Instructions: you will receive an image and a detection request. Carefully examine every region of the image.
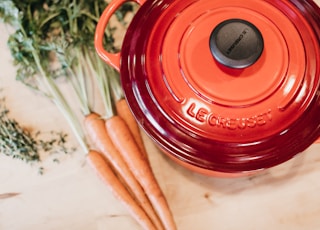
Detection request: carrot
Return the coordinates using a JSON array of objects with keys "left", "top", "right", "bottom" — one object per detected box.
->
[
  {"left": 106, "top": 115, "right": 177, "bottom": 230},
  {"left": 115, "top": 98, "right": 149, "bottom": 161},
  {"left": 86, "top": 150, "right": 156, "bottom": 230},
  {"left": 84, "top": 113, "right": 164, "bottom": 230}
]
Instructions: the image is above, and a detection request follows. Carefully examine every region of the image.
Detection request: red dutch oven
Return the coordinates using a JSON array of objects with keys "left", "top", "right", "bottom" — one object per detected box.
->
[{"left": 95, "top": 0, "right": 320, "bottom": 176}]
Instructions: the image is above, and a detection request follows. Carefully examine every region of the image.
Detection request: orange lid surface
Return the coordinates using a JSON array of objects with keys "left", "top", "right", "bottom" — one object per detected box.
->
[{"left": 96, "top": 0, "right": 320, "bottom": 175}]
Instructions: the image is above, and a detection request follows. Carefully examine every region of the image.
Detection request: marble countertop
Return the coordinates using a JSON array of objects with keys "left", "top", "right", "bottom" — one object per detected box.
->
[{"left": 1, "top": 2, "right": 320, "bottom": 229}]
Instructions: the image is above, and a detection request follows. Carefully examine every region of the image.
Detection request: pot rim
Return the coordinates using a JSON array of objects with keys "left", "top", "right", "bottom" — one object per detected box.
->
[{"left": 95, "top": 0, "right": 320, "bottom": 174}]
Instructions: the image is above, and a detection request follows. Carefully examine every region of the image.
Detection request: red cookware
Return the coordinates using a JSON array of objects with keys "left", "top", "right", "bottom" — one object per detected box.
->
[{"left": 95, "top": 0, "right": 320, "bottom": 176}]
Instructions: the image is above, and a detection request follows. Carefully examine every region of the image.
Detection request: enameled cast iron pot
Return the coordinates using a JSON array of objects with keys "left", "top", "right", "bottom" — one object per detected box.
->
[{"left": 95, "top": 0, "right": 320, "bottom": 177}]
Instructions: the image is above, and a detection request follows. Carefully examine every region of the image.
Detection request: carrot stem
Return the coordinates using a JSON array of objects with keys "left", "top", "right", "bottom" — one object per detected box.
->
[{"left": 25, "top": 36, "right": 89, "bottom": 153}]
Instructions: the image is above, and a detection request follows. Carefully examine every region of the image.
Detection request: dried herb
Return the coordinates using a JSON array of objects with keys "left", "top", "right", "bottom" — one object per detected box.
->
[{"left": 0, "top": 97, "right": 75, "bottom": 164}]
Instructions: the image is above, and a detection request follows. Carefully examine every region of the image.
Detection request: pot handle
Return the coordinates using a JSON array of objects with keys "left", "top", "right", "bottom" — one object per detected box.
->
[{"left": 95, "top": 0, "right": 146, "bottom": 72}]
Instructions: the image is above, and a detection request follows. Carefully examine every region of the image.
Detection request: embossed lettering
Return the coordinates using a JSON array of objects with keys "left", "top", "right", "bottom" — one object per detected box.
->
[
  {"left": 196, "top": 108, "right": 209, "bottom": 123},
  {"left": 226, "top": 28, "right": 250, "bottom": 55},
  {"left": 185, "top": 103, "right": 272, "bottom": 130},
  {"left": 237, "top": 118, "right": 247, "bottom": 129},
  {"left": 227, "top": 118, "right": 237, "bottom": 130},
  {"left": 247, "top": 117, "right": 257, "bottom": 128},
  {"left": 187, "top": 103, "right": 196, "bottom": 117},
  {"left": 219, "top": 117, "right": 228, "bottom": 128},
  {"left": 266, "top": 109, "right": 272, "bottom": 121},
  {"left": 208, "top": 114, "right": 217, "bottom": 126},
  {"left": 256, "top": 114, "right": 266, "bottom": 126}
]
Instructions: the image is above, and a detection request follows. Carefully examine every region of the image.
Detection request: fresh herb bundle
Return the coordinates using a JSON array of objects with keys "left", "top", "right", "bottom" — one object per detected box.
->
[
  {"left": 0, "top": 0, "right": 134, "bottom": 153},
  {"left": 0, "top": 2, "right": 178, "bottom": 228}
]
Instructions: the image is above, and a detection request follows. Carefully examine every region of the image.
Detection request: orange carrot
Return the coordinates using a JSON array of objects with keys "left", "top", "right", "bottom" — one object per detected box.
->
[
  {"left": 86, "top": 150, "right": 156, "bottom": 230},
  {"left": 106, "top": 115, "right": 177, "bottom": 230},
  {"left": 84, "top": 113, "right": 164, "bottom": 230},
  {"left": 115, "top": 98, "right": 149, "bottom": 161}
]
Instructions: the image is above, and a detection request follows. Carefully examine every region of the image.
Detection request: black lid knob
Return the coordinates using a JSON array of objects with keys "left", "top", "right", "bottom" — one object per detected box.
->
[{"left": 209, "top": 19, "right": 264, "bottom": 69}]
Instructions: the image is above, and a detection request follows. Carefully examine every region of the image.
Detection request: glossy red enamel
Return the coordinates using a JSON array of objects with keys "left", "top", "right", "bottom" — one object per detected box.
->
[{"left": 95, "top": 0, "right": 320, "bottom": 176}]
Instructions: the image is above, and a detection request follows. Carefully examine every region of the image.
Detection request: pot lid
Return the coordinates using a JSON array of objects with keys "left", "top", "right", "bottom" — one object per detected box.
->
[{"left": 120, "top": 0, "right": 320, "bottom": 174}]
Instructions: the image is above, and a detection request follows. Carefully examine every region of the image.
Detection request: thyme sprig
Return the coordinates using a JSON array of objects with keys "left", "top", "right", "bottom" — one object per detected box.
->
[
  {"left": 0, "top": 97, "right": 75, "bottom": 163},
  {"left": 0, "top": 99, "right": 39, "bottom": 162}
]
